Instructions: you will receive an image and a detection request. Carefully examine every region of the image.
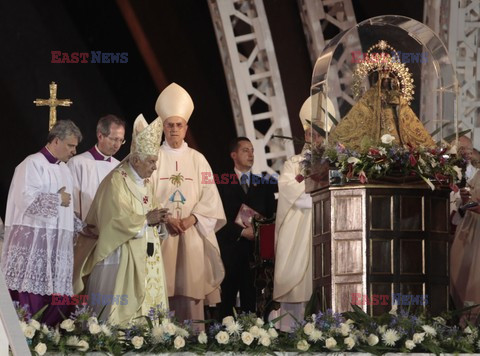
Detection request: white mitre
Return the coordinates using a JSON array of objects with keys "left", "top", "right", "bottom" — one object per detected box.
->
[
  {"left": 299, "top": 93, "right": 335, "bottom": 132},
  {"left": 155, "top": 83, "right": 194, "bottom": 123},
  {"left": 130, "top": 114, "right": 163, "bottom": 156}
]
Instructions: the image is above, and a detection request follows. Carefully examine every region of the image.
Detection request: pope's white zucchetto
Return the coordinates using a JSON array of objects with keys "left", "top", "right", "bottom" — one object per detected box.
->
[
  {"left": 155, "top": 83, "right": 194, "bottom": 123},
  {"left": 299, "top": 93, "right": 335, "bottom": 132}
]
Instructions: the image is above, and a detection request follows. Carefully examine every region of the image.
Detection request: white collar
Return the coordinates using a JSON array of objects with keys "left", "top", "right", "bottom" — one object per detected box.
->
[
  {"left": 162, "top": 140, "right": 188, "bottom": 154},
  {"left": 128, "top": 162, "right": 146, "bottom": 186},
  {"left": 94, "top": 145, "right": 112, "bottom": 160},
  {"left": 234, "top": 167, "right": 251, "bottom": 183}
]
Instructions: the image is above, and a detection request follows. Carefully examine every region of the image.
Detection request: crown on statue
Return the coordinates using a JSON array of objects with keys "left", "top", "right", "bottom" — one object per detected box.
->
[{"left": 352, "top": 40, "right": 415, "bottom": 104}]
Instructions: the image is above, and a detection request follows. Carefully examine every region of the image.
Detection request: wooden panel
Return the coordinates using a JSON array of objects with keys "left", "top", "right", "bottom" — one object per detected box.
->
[
  {"left": 322, "top": 241, "right": 331, "bottom": 277},
  {"left": 370, "top": 195, "right": 393, "bottom": 230},
  {"left": 335, "top": 240, "right": 363, "bottom": 275},
  {"left": 369, "top": 239, "right": 393, "bottom": 274},
  {"left": 334, "top": 196, "right": 363, "bottom": 232},
  {"left": 322, "top": 199, "right": 331, "bottom": 234},
  {"left": 430, "top": 241, "right": 448, "bottom": 276},
  {"left": 336, "top": 283, "right": 363, "bottom": 312},
  {"left": 399, "top": 196, "right": 424, "bottom": 231},
  {"left": 400, "top": 239, "right": 424, "bottom": 275},
  {"left": 369, "top": 283, "right": 393, "bottom": 316},
  {"left": 314, "top": 201, "right": 322, "bottom": 236},
  {"left": 313, "top": 244, "right": 322, "bottom": 280},
  {"left": 430, "top": 196, "right": 449, "bottom": 233}
]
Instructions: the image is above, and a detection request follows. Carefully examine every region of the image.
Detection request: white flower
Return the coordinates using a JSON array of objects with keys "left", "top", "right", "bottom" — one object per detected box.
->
[
  {"left": 34, "top": 342, "right": 47, "bottom": 356},
  {"left": 198, "top": 331, "right": 208, "bottom": 344},
  {"left": 345, "top": 319, "right": 355, "bottom": 325},
  {"left": 101, "top": 324, "right": 112, "bottom": 337},
  {"left": 66, "top": 336, "right": 79, "bottom": 346},
  {"left": 241, "top": 331, "right": 254, "bottom": 345},
  {"left": 413, "top": 332, "right": 425, "bottom": 343},
  {"left": 464, "top": 326, "right": 473, "bottom": 334},
  {"left": 152, "top": 326, "right": 165, "bottom": 343},
  {"left": 29, "top": 319, "right": 41, "bottom": 330},
  {"left": 268, "top": 328, "right": 278, "bottom": 339},
  {"left": 87, "top": 316, "right": 98, "bottom": 326},
  {"left": 164, "top": 322, "right": 176, "bottom": 336},
  {"left": 215, "top": 330, "right": 230, "bottom": 344},
  {"left": 344, "top": 336, "right": 355, "bottom": 350},
  {"left": 433, "top": 316, "right": 446, "bottom": 325},
  {"left": 249, "top": 325, "right": 260, "bottom": 337},
  {"left": 19, "top": 321, "right": 27, "bottom": 332},
  {"left": 77, "top": 340, "right": 89, "bottom": 352},
  {"left": 379, "top": 147, "right": 387, "bottom": 155},
  {"left": 347, "top": 157, "right": 361, "bottom": 165},
  {"left": 453, "top": 166, "right": 463, "bottom": 181},
  {"left": 222, "top": 316, "right": 235, "bottom": 326},
  {"left": 339, "top": 322, "right": 351, "bottom": 336},
  {"left": 226, "top": 321, "right": 242, "bottom": 335},
  {"left": 256, "top": 318, "right": 265, "bottom": 327},
  {"left": 173, "top": 336, "right": 185, "bottom": 349},
  {"left": 367, "top": 333, "right": 379, "bottom": 346},
  {"left": 381, "top": 134, "right": 395, "bottom": 144},
  {"left": 297, "top": 339, "right": 310, "bottom": 351},
  {"left": 303, "top": 322, "right": 315, "bottom": 336},
  {"left": 41, "top": 324, "right": 49, "bottom": 335},
  {"left": 377, "top": 324, "right": 387, "bottom": 334},
  {"left": 405, "top": 339, "right": 416, "bottom": 350},
  {"left": 24, "top": 325, "right": 36, "bottom": 339},
  {"left": 325, "top": 337, "right": 337, "bottom": 350},
  {"left": 60, "top": 319, "right": 75, "bottom": 332},
  {"left": 175, "top": 326, "right": 189, "bottom": 338},
  {"left": 89, "top": 323, "right": 101, "bottom": 335},
  {"left": 52, "top": 329, "right": 61, "bottom": 345},
  {"left": 422, "top": 324, "right": 437, "bottom": 337},
  {"left": 382, "top": 329, "right": 400, "bottom": 346},
  {"left": 131, "top": 336, "right": 144, "bottom": 349},
  {"left": 259, "top": 335, "right": 271, "bottom": 347},
  {"left": 308, "top": 329, "right": 323, "bottom": 342},
  {"left": 389, "top": 304, "right": 398, "bottom": 316}
]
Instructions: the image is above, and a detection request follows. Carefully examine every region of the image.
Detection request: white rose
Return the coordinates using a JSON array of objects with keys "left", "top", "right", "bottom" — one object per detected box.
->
[
  {"left": 131, "top": 336, "right": 144, "bottom": 349},
  {"left": 257, "top": 328, "right": 268, "bottom": 338},
  {"left": 29, "top": 319, "right": 41, "bottom": 330},
  {"left": 89, "top": 323, "right": 101, "bottom": 335},
  {"left": 268, "top": 328, "right": 278, "bottom": 339},
  {"left": 241, "top": 331, "right": 254, "bottom": 345},
  {"left": 303, "top": 322, "right": 315, "bottom": 336},
  {"left": 405, "top": 339, "right": 415, "bottom": 350},
  {"left": 164, "top": 322, "right": 176, "bottom": 336},
  {"left": 339, "top": 322, "right": 350, "bottom": 336},
  {"left": 173, "top": 336, "right": 185, "bottom": 349},
  {"left": 297, "top": 339, "right": 310, "bottom": 351},
  {"left": 325, "top": 337, "right": 337, "bottom": 350},
  {"left": 256, "top": 318, "right": 265, "bottom": 327},
  {"left": 77, "top": 340, "right": 89, "bottom": 352},
  {"left": 34, "top": 342, "right": 47, "bottom": 356},
  {"left": 222, "top": 316, "right": 235, "bottom": 326},
  {"left": 259, "top": 335, "right": 271, "bottom": 347},
  {"left": 198, "top": 331, "right": 208, "bottom": 344},
  {"left": 344, "top": 336, "right": 355, "bottom": 350},
  {"left": 381, "top": 134, "right": 395, "bottom": 144},
  {"left": 249, "top": 326, "right": 260, "bottom": 337},
  {"left": 60, "top": 319, "right": 75, "bottom": 332},
  {"left": 24, "top": 325, "right": 36, "bottom": 339},
  {"left": 215, "top": 330, "right": 230, "bottom": 344},
  {"left": 413, "top": 332, "right": 425, "bottom": 343},
  {"left": 367, "top": 333, "right": 379, "bottom": 346},
  {"left": 87, "top": 317, "right": 98, "bottom": 326}
]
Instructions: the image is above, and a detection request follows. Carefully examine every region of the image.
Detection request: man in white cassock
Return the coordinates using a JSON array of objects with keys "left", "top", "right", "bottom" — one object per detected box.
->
[
  {"left": 74, "top": 115, "right": 169, "bottom": 325},
  {"left": 67, "top": 114, "right": 126, "bottom": 220},
  {"left": 1, "top": 120, "right": 82, "bottom": 326},
  {"left": 274, "top": 95, "right": 332, "bottom": 331},
  {"left": 151, "top": 83, "right": 226, "bottom": 328}
]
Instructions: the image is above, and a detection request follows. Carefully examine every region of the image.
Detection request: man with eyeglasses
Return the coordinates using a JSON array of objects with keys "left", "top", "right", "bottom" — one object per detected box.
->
[{"left": 68, "top": 115, "right": 126, "bottom": 220}]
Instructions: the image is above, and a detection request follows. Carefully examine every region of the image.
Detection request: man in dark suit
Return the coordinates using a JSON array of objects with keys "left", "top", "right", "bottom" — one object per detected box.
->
[{"left": 216, "top": 137, "right": 277, "bottom": 319}]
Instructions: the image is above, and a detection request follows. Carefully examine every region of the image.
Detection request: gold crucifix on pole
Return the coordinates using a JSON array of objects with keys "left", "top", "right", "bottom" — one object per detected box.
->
[{"left": 33, "top": 82, "right": 73, "bottom": 131}]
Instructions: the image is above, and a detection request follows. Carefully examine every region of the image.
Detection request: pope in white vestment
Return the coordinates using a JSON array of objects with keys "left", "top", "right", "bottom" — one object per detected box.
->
[
  {"left": 74, "top": 115, "right": 169, "bottom": 325},
  {"left": 1, "top": 120, "right": 83, "bottom": 325},
  {"left": 151, "top": 83, "right": 226, "bottom": 327},
  {"left": 274, "top": 95, "right": 332, "bottom": 331}
]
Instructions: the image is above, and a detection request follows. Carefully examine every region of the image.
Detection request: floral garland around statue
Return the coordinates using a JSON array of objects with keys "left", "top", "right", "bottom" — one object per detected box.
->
[{"left": 299, "top": 134, "right": 464, "bottom": 190}]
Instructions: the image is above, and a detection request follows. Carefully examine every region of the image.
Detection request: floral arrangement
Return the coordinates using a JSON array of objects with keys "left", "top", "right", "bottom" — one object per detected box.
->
[
  {"left": 300, "top": 134, "right": 464, "bottom": 189},
  {"left": 17, "top": 302, "right": 480, "bottom": 355}
]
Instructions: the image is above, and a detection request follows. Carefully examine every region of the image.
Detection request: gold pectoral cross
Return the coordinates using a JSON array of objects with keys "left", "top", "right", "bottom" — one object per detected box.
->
[{"left": 34, "top": 82, "right": 73, "bottom": 131}]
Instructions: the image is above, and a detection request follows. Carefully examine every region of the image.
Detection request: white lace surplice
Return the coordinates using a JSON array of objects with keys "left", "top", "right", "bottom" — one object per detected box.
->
[{"left": 1, "top": 152, "right": 76, "bottom": 296}]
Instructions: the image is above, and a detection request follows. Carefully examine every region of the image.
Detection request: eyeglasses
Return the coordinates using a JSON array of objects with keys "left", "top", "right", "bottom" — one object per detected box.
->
[{"left": 104, "top": 135, "right": 126, "bottom": 145}]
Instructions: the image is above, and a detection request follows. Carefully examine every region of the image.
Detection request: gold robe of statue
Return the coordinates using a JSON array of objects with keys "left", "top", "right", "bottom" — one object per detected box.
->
[
  {"left": 73, "top": 162, "right": 168, "bottom": 325},
  {"left": 329, "top": 79, "right": 435, "bottom": 150}
]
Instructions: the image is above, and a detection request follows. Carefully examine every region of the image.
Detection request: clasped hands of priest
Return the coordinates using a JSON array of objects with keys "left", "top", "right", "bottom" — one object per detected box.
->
[
  {"left": 146, "top": 207, "right": 170, "bottom": 226},
  {"left": 165, "top": 214, "right": 198, "bottom": 236}
]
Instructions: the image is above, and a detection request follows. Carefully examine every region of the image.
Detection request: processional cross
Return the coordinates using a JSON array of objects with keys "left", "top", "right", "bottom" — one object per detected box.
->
[{"left": 33, "top": 82, "right": 73, "bottom": 130}]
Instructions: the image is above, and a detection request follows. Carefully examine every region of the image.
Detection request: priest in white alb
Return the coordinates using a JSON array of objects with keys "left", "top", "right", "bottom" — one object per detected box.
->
[
  {"left": 67, "top": 114, "right": 126, "bottom": 220},
  {"left": 274, "top": 95, "right": 332, "bottom": 331},
  {"left": 74, "top": 115, "right": 169, "bottom": 325},
  {"left": 2, "top": 120, "right": 83, "bottom": 326},
  {"left": 151, "top": 83, "right": 226, "bottom": 328}
]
